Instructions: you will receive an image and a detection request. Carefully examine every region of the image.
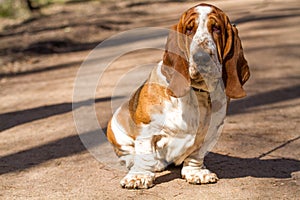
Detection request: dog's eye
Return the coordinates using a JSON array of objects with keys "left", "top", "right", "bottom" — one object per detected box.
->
[
  {"left": 186, "top": 28, "right": 193, "bottom": 35},
  {"left": 212, "top": 25, "right": 221, "bottom": 34},
  {"left": 186, "top": 23, "right": 194, "bottom": 35}
]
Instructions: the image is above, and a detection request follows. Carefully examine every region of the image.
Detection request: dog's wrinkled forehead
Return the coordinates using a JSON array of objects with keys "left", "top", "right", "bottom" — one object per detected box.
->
[
  {"left": 194, "top": 6, "right": 212, "bottom": 33},
  {"left": 181, "top": 4, "right": 224, "bottom": 40}
]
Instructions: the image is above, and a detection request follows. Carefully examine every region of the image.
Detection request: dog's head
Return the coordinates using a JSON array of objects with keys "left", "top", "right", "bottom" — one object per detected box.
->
[{"left": 162, "top": 3, "right": 250, "bottom": 98}]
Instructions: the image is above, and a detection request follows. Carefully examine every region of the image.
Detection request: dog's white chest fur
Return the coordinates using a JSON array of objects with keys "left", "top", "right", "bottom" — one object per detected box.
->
[{"left": 138, "top": 90, "right": 201, "bottom": 165}]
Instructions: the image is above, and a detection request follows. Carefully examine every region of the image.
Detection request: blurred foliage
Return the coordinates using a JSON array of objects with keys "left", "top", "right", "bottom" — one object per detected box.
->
[
  {"left": 0, "top": 0, "right": 22, "bottom": 18},
  {"left": 0, "top": 0, "right": 97, "bottom": 18}
]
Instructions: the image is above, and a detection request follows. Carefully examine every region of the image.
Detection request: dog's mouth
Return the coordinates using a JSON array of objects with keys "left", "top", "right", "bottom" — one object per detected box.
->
[
  {"left": 189, "top": 59, "right": 222, "bottom": 77},
  {"left": 191, "top": 79, "right": 208, "bottom": 91},
  {"left": 190, "top": 73, "right": 220, "bottom": 92},
  {"left": 189, "top": 59, "right": 222, "bottom": 92}
]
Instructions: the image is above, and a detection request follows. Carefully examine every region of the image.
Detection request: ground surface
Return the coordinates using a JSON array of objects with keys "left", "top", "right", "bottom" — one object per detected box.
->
[{"left": 0, "top": 0, "right": 300, "bottom": 199}]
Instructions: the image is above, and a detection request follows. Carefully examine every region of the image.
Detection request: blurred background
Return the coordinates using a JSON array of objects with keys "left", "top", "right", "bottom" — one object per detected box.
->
[{"left": 0, "top": 0, "right": 299, "bottom": 199}]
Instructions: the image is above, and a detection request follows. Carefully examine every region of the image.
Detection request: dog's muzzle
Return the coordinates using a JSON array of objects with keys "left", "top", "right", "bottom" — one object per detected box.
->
[
  {"left": 190, "top": 49, "right": 221, "bottom": 79},
  {"left": 193, "top": 51, "right": 211, "bottom": 67},
  {"left": 189, "top": 49, "right": 222, "bottom": 92}
]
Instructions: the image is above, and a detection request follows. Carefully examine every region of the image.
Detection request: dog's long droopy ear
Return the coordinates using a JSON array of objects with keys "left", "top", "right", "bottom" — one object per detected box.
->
[
  {"left": 223, "top": 23, "right": 250, "bottom": 99},
  {"left": 162, "top": 25, "right": 190, "bottom": 98}
]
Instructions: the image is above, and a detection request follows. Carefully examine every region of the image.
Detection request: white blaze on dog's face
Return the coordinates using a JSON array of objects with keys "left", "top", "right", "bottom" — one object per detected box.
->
[{"left": 189, "top": 6, "right": 222, "bottom": 90}]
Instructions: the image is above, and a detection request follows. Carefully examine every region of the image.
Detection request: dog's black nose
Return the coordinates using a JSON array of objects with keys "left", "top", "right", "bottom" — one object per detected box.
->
[{"left": 193, "top": 51, "right": 211, "bottom": 65}]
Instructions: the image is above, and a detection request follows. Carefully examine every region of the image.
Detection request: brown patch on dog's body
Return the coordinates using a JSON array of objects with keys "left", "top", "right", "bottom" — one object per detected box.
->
[
  {"left": 129, "top": 82, "right": 170, "bottom": 125},
  {"left": 108, "top": 66, "right": 172, "bottom": 156}
]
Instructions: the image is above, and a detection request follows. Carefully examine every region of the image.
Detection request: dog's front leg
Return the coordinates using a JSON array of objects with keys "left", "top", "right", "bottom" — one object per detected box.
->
[
  {"left": 181, "top": 151, "right": 218, "bottom": 184},
  {"left": 120, "top": 136, "right": 157, "bottom": 189}
]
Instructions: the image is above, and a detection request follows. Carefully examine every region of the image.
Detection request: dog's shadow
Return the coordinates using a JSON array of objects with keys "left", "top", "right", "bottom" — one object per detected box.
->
[
  {"left": 155, "top": 152, "right": 300, "bottom": 184},
  {"left": 155, "top": 164, "right": 182, "bottom": 184}
]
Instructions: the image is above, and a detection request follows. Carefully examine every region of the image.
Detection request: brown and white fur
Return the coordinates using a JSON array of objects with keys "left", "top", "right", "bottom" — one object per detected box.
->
[{"left": 106, "top": 3, "right": 250, "bottom": 189}]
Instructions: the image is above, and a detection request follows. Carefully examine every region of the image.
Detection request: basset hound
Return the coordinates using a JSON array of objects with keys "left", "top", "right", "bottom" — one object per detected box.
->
[{"left": 106, "top": 3, "right": 250, "bottom": 189}]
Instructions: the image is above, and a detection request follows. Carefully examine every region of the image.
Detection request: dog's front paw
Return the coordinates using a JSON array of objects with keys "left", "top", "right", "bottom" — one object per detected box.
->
[
  {"left": 182, "top": 168, "right": 218, "bottom": 184},
  {"left": 120, "top": 172, "right": 155, "bottom": 189}
]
